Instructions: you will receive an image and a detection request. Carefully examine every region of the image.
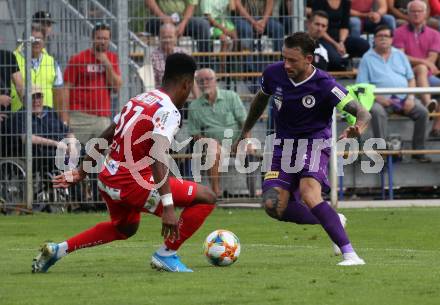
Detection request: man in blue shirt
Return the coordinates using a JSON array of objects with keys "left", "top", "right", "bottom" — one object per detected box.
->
[
  {"left": 234, "top": 32, "right": 371, "bottom": 266},
  {"left": 357, "top": 25, "right": 430, "bottom": 162},
  {"left": 9, "top": 85, "right": 76, "bottom": 167}
]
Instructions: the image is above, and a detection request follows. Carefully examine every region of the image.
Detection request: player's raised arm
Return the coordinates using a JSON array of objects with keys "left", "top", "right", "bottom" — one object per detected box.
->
[
  {"left": 53, "top": 122, "right": 117, "bottom": 188},
  {"left": 339, "top": 100, "right": 372, "bottom": 139}
]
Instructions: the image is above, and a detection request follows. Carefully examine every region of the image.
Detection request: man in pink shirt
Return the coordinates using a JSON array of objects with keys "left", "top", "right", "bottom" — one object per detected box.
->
[{"left": 393, "top": 0, "right": 440, "bottom": 137}]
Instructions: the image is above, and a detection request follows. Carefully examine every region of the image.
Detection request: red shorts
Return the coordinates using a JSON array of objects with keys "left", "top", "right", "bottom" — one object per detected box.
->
[{"left": 98, "top": 176, "right": 198, "bottom": 226}]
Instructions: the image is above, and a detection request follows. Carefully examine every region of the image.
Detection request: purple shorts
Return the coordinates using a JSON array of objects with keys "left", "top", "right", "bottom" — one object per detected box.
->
[{"left": 262, "top": 139, "right": 331, "bottom": 195}]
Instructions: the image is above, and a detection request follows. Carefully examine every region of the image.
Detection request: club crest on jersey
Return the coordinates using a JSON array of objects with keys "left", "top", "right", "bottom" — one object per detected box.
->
[{"left": 302, "top": 95, "right": 316, "bottom": 108}]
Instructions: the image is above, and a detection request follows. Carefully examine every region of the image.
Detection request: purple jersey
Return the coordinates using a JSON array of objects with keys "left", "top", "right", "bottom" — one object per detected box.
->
[{"left": 261, "top": 62, "right": 350, "bottom": 140}]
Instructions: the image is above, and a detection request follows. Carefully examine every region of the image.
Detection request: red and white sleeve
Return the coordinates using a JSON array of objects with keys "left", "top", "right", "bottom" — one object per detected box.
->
[{"left": 151, "top": 107, "right": 181, "bottom": 144}]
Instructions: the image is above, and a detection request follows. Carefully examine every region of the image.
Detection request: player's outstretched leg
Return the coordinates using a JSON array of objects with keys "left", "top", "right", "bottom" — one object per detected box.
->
[
  {"left": 263, "top": 188, "right": 347, "bottom": 255},
  {"left": 333, "top": 213, "right": 347, "bottom": 256},
  {"left": 300, "top": 178, "right": 365, "bottom": 266},
  {"left": 32, "top": 209, "right": 138, "bottom": 273},
  {"left": 151, "top": 179, "right": 216, "bottom": 272},
  {"left": 32, "top": 242, "right": 60, "bottom": 273}
]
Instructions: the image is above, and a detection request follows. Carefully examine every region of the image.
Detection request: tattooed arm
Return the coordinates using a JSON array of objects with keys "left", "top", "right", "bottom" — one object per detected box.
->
[
  {"left": 232, "top": 90, "right": 270, "bottom": 152},
  {"left": 239, "top": 90, "right": 271, "bottom": 139},
  {"left": 339, "top": 100, "right": 371, "bottom": 139}
]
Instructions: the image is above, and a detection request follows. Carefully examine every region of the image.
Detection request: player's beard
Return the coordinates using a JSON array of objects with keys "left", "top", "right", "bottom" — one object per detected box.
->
[{"left": 286, "top": 69, "right": 298, "bottom": 79}]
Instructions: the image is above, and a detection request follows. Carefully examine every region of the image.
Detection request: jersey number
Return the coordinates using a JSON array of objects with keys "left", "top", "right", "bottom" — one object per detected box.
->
[{"left": 114, "top": 101, "right": 144, "bottom": 137}]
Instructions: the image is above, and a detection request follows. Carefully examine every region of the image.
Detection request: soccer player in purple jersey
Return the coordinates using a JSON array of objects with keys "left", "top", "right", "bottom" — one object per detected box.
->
[{"left": 235, "top": 32, "right": 371, "bottom": 266}]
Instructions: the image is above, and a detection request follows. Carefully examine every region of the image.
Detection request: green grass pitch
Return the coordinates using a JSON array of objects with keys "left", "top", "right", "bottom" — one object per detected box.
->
[{"left": 1, "top": 207, "right": 440, "bottom": 305}]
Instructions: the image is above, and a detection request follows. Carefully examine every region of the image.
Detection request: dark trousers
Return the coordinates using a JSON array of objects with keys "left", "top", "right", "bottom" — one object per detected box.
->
[{"left": 320, "top": 36, "right": 370, "bottom": 71}]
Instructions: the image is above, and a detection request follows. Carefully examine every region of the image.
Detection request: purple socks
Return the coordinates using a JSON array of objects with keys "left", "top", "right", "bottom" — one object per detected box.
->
[
  {"left": 311, "top": 201, "right": 351, "bottom": 251},
  {"left": 280, "top": 201, "right": 320, "bottom": 224}
]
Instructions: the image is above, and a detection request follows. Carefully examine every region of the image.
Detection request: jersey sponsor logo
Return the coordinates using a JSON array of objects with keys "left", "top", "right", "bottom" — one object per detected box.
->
[
  {"left": 302, "top": 95, "right": 316, "bottom": 108},
  {"left": 154, "top": 111, "right": 170, "bottom": 130},
  {"left": 160, "top": 111, "right": 170, "bottom": 125},
  {"left": 135, "top": 92, "right": 163, "bottom": 105},
  {"left": 145, "top": 94, "right": 161, "bottom": 105},
  {"left": 331, "top": 86, "right": 346, "bottom": 101},
  {"left": 264, "top": 171, "right": 280, "bottom": 180},
  {"left": 275, "top": 86, "right": 283, "bottom": 96},
  {"left": 104, "top": 156, "right": 119, "bottom": 175}
]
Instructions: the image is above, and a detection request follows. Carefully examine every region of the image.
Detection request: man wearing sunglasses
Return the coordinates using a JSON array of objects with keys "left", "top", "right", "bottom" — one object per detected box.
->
[
  {"left": 188, "top": 68, "right": 250, "bottom": 197},
  {"left": 357, "top": 25, "right": 430, "bottom": 163},
  {"left": 10, "top": 26, "right": 64, "bottom": 121}
]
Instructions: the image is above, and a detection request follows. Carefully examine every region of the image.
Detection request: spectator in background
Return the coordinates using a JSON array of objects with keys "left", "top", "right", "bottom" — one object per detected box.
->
[
  {"left": 152, "top": 23, "right": 190, "bottom": 88},
  {"left": 306, "top": 11, "right": 330, "bottom": 71},
  {"left": 10, "top": 26, "right": 66, "bottom": 121},
  {"left": 387, "top": 0, "right": 411, "bottom": 26},
  {"left": 350, "top": 0, "right": 396, "bottom": 37},
  {"left": 144, "top": 0, "right": 211, "bottom": 52},
  {"left": 312, "top": 0, "right": 370, "bottom": 71},
  {"left": 234, "top": 0, "right": 284, "bottom": 52},
  {"left": 188, "top": 68, "right": 249, "bottom": 197},
  {"left": 64, "top": 22, "right": 122, "bottom": 145},
  {"left": 0, "top": 49, "right": 23, "bottom": 121},
  {"left": 200, "top": 0, "right": 237, "bottom": 72},
  {"left": 0, "top": 48, "right": 24, "bottom": 157},
  {"left": 357, "top": 25, "right": 430, "bottom": 162},
  {"left": 8, "top": 85, "right": 76, "bottom": 212},
  {"left": 428, "top": 0, "right": 440, "bottom": 29},
  {"left": 32, "top": 11, "right": 55, "bottom": 45},
  {"left": 151, "top": 23, "right": 200, "bottom": 98},
  {"left": 393, "top": 0, "right": 440, "bottom": 137},
  {"left": 9, "top": 85, "right": 77, "bottom": 168}
]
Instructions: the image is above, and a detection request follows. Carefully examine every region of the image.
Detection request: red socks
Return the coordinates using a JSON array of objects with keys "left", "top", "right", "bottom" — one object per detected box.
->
[
  {"left": 66, "top": 221, "right": 128, "bottom": 253},
  {"left": 65, "top": 204, "right": 215, "bottom": 253},
  {"left": 158, "top": 204, "right": 215, "bottom": 251}
]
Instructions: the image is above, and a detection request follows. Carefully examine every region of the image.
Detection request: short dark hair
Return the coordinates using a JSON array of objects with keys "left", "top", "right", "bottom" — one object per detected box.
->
[
  {"left": 374, "top": 25, "right": 393, "bottom": 36},
  {"left": 32, "top": 11, "right": 55, "bottom": 25},
  {"left": 310, "top": 10, "right": 329, "bottom": 21},
  {"left": 284, "top": 32, "right": 316, "bottom": 56},
  {"left": 92, "top": 22, "right": 111, "bottom": 37},
  {"left": 163, "top": 53, "right": 197, "bottom": 83}
]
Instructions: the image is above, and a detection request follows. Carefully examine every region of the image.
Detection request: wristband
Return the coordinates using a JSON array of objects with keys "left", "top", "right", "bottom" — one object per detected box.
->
[{"left": 160, "top": 193, "right": 174, "bottom": 206}]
